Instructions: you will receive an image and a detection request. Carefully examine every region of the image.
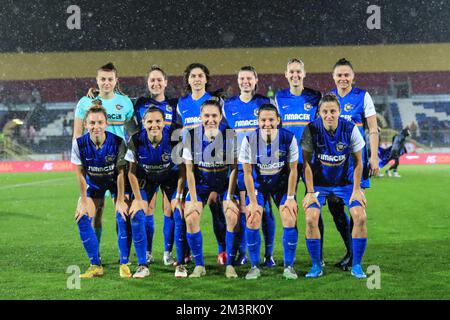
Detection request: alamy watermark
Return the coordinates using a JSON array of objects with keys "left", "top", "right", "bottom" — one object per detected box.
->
[
  {"left": 66, "top": 5, "right": 81, "bottom": 30},
  {"left": 169, "top": 128, "right": 284, "bottom": 167},
  {"left": 366, "top": 265, "right": 381, "bottom": 289},
  {"left": 367, "top": 5, "right": 381, "bottom": 30},
  {"left": 66, "top": 265, "right": 81, "bottom": 289}
]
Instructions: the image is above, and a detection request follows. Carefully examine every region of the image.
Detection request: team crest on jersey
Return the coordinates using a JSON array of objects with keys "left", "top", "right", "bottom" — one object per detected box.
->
[
  {"left": 336, "top": 142, "right": 346, "bottom": 152},
  {"left": 105, "top": 155, "right": 116, "bottom": 162},
  {"left": 115, "top": 104, "right": 123, "bottom": 111},
  {"left": 344, "top": 104, "right": 353, "bottom": 112},
  {"left": 304, "top": 103, "right": 312, "bottom": 111},
  {"left": 162, "top": 153, "right": 170, "bottom": 162},
  {"left": 254, "top": 109, "right": 259, "bottom": 117},
  {"left": 166, "top": 105, "right": 173, "bottom": 112}
]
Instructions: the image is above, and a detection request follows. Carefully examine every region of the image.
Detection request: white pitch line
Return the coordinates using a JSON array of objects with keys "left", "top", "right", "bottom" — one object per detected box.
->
[{"left": 0, "top": 177, "right": 73, "bottom": 190}]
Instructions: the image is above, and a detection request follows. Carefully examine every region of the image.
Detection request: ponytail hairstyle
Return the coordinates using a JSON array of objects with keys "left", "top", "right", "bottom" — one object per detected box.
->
[
  {"left": 183, "top": 62, "right": 211, "bottom": 94},
  {"left": 332, "top": 58, "right": 354, "bottom": 72},
  {"left": 84, "top": 99, "right": 108, "bottom": 123}
]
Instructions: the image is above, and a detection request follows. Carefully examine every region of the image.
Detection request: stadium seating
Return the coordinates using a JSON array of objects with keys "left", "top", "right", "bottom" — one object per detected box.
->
[
  {"left": 389, "top": 102, "right": 403, "bottom": 131},
  {"left": 391, "top": 97, "right": 450, "bottom": 146}
]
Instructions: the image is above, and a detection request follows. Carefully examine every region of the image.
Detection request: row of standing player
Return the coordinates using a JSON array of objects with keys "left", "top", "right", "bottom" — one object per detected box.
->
[{"left": 71, "top": 58, "right": 379, "bottom": 279}]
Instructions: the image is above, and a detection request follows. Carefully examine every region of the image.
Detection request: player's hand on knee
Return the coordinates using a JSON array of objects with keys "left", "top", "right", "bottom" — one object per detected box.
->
[
  {"left": 171, "top": 198, "right": 183, "bottom": 213},
  {"left": 283, "top": 198, "right": 298, "bottom": 216},
  {"left": 115, "top": 199, "right": 128, "bottom": 221},
  {"left": 74, "top": 201, "right": 87, "bottom": 223},
  {"left": 185, "top": 201, "right": 202, "bottom": 218},
  {"left": 223, "top": 199, "right": 239, "bottom": 216},
  {"left": 246, "top": 203, "right": 263, "bottom": 225},
  {"left": 281, "top": 199, "right": 298, "bottom": 221},
  {"left": 75, "top": 198, "right": 94, "bottom": 223},
  {"left": 129, "top": 200, "right": 148, "bottom": 218},
  {"left": 350, "top": 190, "right": 367, "bottom": 208},
  {"left": 302, "top": 193, "right": 320, "bottom": 211}
]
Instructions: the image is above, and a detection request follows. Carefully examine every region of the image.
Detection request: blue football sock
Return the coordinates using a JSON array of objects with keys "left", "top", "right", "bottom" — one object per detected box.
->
[
  {"left": 352, "top": 238, "right": 367, "bottom": 266},
  {"left": 116, "top": 213, "right": 130, "bottom": 264},
  {"left": 173, "top": 208, "right": 186, "bottom": 264},
  {"left": 225, "top": 231, "right": 239, "bottom": 266},
  {"left": 131, "top": 210, "right": 148, "bottom": 266},
  {"left": 283, "top": 227, "right": 298, "bottom": 267},
  {"left": 262, "top": 200, "right": 275, "bottom": 257},
  {"left": 163, "top": 215, "right": 175, "bottom": 252},
  {"left": 94, "top": 227, "right": 102, "bottom": 245},
  {"left": 306, "top": 238, "right": 322, "bottom": 267},
  {"left": 209, "top": 202, "right": 226, "bottom": 253},
  {"left": 144, "top": 214, "right": 154, "bottom": 254},
  {"left": 238, "top": 212, "right": 247, "bottom": 255},
  {"left": 246, "top": 227, "right": 261, "bottom": 268},
  {"left": 77, "top": 215, "right": 100, "bottom": 266},
  {"left": 186, "top": 231, "right": 204, "bottom": 266}
]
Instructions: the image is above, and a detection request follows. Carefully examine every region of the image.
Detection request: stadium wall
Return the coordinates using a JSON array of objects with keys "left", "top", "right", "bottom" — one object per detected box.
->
[
  {"left": 2, "top": 154, "right": 450, "bottom": 174},
  {"left": 1, "top": 72, "right": 450, "bottom": 104},
  {"left": 1, "top": 44, "right": 450, "bottom": 101}
]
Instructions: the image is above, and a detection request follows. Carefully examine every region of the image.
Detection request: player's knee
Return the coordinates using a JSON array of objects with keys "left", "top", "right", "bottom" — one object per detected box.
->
[
  {"left": 225, "top": 210, "right": 238, "bottom": 229},
  {"left": 355, "top": 213, "right": 367, "bottom": 227},
  {"left": 351, "top": 208, "right": 366, "bottom": 227},
  {"left": 281, "top": 209, "right": 296, "bottom": 228},
  {"left": 247, "top": 215, "right": 261, "bottom": 229},
  {"left": 163, "top": 211, "right": 172, "bottom": 218},
  {"left": 305, "top": 210, "right": 319, "bottom": 229},
  {"left": 185, "top": 211, "right": 200, "bottom": 229},
  {"left": 162, "top": 200, "right": 171, "bottom": 214}
]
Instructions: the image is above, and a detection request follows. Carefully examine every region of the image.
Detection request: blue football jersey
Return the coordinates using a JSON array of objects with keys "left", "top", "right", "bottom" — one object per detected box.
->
[
  {"left": 330, "top": 87, "right": 376, "bottom": 186},
  {"left": 239, "top": 128, "right": 298, "bottom": 193},
  {"left": 71, "top": 131, "right": 127, "bottom": 190},
  {"left": 275, "top": 87, "right": 321, "bottom": 163},
  {"left": 176, "top": 92, "right": 213, "bottom": 129},
  {"left": 223, "top": 94, "right": 271, "bottom": 148},
  {"left": 301, "top": 118, "right": 365, "bottom": 187},
  {"left": 330, "top": 87, "right": 376, "bottom": 137},
  {"left": 125, "top": 127, "right": 179, "bottom": 183},
  {"left": 183, "top": 125, "right": 236, "bottom": 192},
  {"left": 133, "top": 96, "right": 177, "bottom": 130}
]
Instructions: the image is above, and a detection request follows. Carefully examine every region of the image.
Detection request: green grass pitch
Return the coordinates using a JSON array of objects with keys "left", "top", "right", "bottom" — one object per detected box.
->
[{"left": 1, "top": 165, "right": 449, "bottom": 300}]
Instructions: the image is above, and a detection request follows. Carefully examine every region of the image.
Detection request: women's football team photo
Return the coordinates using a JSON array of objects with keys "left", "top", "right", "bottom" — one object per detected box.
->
[{"left": 71, "top": 58, "right": 378, "bottom": 281}]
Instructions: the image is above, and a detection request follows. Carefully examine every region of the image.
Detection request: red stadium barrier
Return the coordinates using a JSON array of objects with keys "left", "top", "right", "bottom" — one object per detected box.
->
[
  {"left": 0, "top": 154, "right": 449, "bottom": 173},
  {"left": 399, "top": 153, "right": 450, "bottom": 165},
  {"left": 0, "top": 160, "right": 76, "bottom": 173}
]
